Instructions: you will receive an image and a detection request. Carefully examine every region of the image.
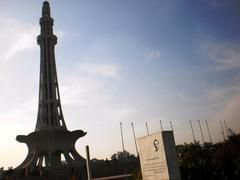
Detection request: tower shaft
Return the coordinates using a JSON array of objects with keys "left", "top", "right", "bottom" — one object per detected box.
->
[{"left": 36, "top": 1, "right": 66, "bottom": 131}]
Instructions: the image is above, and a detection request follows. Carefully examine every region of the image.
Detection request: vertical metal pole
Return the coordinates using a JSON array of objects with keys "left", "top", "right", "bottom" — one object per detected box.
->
[
  {"left": 198, "top": 120, "right": 205, "bottom": 144},
  {"left": 220, "top": 121, "right": 226, "bottom": 141},
  {"left": 224, "top": 121, "right": 229, "bottom": 137},
  {"left": 145, "top": 122, "right": 149, "bottom": 135},
  {"left": 120, "top": 122, "right": 127, "bottom": 180},
  {"left": 131, "top": 123, "right": 139, "bottom": 156},
  {"left": 120, "top": 122, "right": 125, "bottom": 152},
  {"left": 190, "top": 120, "right": 196, "bottom": 142},
  {"left": 159, "top": 120, "right": 163, "bottom": 131},
  {"left": 86, "top": 145, "right": 92, "bottom": 180},
  {"left": 205, "top": 120, "right": 212, "bottom": 143},
  {"left": 170, "top": 121, "right": 173, "bottom": 131}
]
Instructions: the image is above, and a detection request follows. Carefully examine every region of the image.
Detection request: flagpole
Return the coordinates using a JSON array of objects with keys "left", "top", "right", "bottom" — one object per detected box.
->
[
  {"left": 131, "top": 122, "right": 139, "bottom": 156},
  {"left": 159, "top": 120, "right": 163, "bottom": 131},
  {"left": 220, "top": 121, "right": 226, "bottom": 141},
  {"left": 198, "top": 120, "right": 205, "bottom": 144},
  {"left": 145, "top": 122, "right": 149, "bottom": 135},
  {"left": 189, "top": 120, "right": 196, "bottom": 142},
  {"left": 170, "top": 121, "right": 173, "bottom": 131},
  {"left": 205, "top": 120, "right": 212, "bottom": 143},
  {"left": 224, "top": 121, "right": 229, "bottom": 137},
  {"left": 120, "top": 122, "right": 127, "bottom": 180}
]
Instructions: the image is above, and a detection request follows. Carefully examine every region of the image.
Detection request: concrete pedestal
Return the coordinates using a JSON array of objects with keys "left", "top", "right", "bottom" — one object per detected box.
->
[{"left": 137, "top": 131, "right": 181, "bottom": 180}]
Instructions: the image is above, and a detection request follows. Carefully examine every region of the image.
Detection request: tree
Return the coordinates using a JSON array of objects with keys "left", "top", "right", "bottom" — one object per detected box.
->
[{"left": 176, "top": 134, "right": 240, "bottom": 180}]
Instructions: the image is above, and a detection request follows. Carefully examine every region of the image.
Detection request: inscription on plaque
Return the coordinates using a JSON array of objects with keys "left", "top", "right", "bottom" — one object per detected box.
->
[{"left": 137, "top": 131, "right": 181, "bottom": 180}]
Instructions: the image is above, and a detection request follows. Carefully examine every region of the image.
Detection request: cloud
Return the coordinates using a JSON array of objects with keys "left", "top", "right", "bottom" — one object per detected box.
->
[
  {"left": 201, "top": 40, "right": 240, "bottom": 71},
  {"left": 205, "top": 83, "right": 240, "bottom": 101},
  {"left": 0, "top": 18, "right": 65, "bottom": 62},
  {"left": 176, "top": 92, "right": 193, "bottom": 104},
  {"left": 56, "top": 64, "right": 136, "bottom": 127},
  {"left": 79, "top": 63, "right": 121, "bottom": 80},
  {"left": 145, "top": 49, "right": 161, "bottom": 61},
  {"left": 213, "top": 95, "right": 240, "bottom": 133},
  {"left": 0, "top": 18, "right": 38, "bottom": 61},
  {"left": 199, "top": 39, "right": 240, "bottom": 120},
  {"left": 60, "top": 76, "right": 107, "bottom": 106}
]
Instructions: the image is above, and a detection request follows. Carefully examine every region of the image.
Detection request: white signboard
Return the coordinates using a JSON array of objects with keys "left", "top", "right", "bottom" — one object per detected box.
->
[{"left": 137, "top": 131, "right": 181, "bottom": 180}]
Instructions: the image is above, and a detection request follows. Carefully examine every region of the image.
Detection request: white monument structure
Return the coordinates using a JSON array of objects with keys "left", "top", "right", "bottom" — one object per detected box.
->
[
  {"left": 16, "top": 1, "right": 86, "bottom": 169},
  {"left": 137, "top": 131, "right": 181, "bottom": 180}
]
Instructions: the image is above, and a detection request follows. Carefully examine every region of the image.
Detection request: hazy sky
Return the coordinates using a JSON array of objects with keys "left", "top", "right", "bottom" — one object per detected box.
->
[{"left": 0, "top": 0, "right": 239, "bottom": 168}]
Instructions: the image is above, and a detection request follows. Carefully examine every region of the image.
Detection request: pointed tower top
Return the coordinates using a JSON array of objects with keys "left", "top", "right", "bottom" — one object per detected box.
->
[{"left": 42, "top": 1, "right": 51, "bottom": 17}]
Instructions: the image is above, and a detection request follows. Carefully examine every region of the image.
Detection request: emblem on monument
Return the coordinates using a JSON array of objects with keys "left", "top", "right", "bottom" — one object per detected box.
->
[{"left": 153, "top": 139, "right": 159, "bottom": 151}]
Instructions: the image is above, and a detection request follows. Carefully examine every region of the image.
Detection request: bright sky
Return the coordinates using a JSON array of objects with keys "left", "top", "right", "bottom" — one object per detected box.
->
[{"left": 0, "top": 0, "right": 239, "bottom": 168}]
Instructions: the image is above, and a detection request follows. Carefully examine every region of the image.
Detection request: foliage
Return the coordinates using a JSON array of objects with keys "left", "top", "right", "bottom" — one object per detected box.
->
[
  {"left": 91, "top": 150, "right": 139, "bottom": 179},
  {"left": 177, "top": 133, "right": 240, "bottom": 180},
  {"left": 111, "top": 150, "right": 137, "bottom": 162}
]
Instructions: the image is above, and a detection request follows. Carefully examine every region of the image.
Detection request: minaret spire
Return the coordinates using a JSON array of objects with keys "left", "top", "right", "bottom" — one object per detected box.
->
[
  {"left": 42, "top": 1, "right": 51, "bottom": 17},
  {"left": 16, "top": 2, "right": 86, "bottom": 171},
  {"left": 36, "top": 0, "right": 66, "bottom": 131}
]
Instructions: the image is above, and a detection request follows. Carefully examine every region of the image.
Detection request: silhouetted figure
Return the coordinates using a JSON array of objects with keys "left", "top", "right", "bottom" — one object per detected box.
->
[
  {"left": 105, "top": 158, "right": 110, "bottom": 168},
  {"left": 39, "top": 166, "right": 44, "bottom": 178},
  {"left": 113, "top": 157, "right": 118, "bottom": 164},
  {"left": 0, "top": 167, "right": 4, "bottom": 180},
  {"left": 5, "top": 168, "right": 14, "bottom": 180},
  {"left": 70, "top": 168, "right": 77, "bottom": 180},
  {"left": 70, "top": 174, "right": 77, "bottom": 180},
  {"left": 77, "top": 172, "right": 82, "bottom": 180}
]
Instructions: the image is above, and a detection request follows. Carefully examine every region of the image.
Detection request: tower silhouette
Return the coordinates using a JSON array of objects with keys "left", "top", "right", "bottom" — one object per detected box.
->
[{"left": 16, "top": 1, "right": 86, "bottom": 169}]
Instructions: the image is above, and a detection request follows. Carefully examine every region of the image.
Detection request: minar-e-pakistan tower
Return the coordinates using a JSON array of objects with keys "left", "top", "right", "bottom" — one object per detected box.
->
[{"left": 16, "top": 1, "right": 86, "bottom": 168}]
